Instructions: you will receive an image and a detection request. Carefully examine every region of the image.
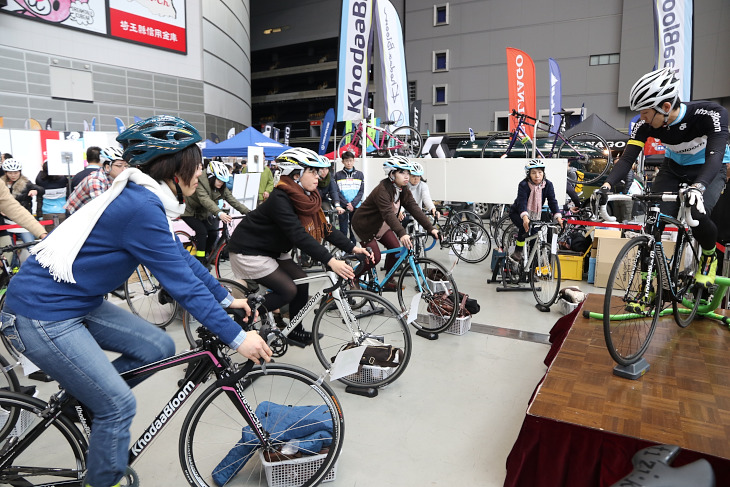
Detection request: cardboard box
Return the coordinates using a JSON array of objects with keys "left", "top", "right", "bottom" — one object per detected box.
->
[{"left": 593, "top": 240, "right": 676, "bottom": 288}]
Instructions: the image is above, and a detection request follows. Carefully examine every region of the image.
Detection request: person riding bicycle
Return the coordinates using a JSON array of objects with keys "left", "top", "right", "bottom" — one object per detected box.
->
[
  {"left": 509, "top": 160, "right": 563, "bottom": 263},
  {"left": 1, "top": 157, "right": 45, "bottom": 246},
  {"left": 598, "top": 67, "right": 729, "bottom": 287},
  {"left": 351, "top": 156, "right": 440, "bottom": 289},
  {"left": 227, "top": 147, "right": 370, "bottom": 346},
  {"left": 181, "top": 159, "right": 250, "bottom": 265},
  {"left": 1, "top": 115, "right": 271, "bottom": 487}
]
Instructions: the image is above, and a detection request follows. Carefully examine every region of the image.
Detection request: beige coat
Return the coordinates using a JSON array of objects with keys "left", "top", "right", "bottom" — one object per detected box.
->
[{"left": 0, "top": 182, "right": 46, "bottom": 237}]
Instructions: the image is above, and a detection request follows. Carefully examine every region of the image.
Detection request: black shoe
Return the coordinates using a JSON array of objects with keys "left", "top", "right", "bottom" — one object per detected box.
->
[
  {"left": 158, "top": 289, "right": 173, "bottom": 306},
  {"left": 287, "top": 325, "right": 313, "bottom": 347}
]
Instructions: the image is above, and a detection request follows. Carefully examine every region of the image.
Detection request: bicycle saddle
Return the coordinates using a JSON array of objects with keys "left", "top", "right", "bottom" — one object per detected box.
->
[
  {"left": 553, "top": 109, "right": 575, "bottom": 117},
  {"left": 381, "top": 120, "right": 396, "bottom": 125},
  {"left": 610, "top": 445, "right": 715, "bottom": 487}
]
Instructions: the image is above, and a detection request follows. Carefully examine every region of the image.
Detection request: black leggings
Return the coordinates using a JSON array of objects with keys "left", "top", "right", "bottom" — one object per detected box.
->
[
  {"left": 357, "top": 229, "right": 401, "bottom": 277},
  {"left": 257, "top": 258, "right": 309, "bottom": 319},
  {"left": 181, "top": 216, "right": 218, "bottom": 255}
]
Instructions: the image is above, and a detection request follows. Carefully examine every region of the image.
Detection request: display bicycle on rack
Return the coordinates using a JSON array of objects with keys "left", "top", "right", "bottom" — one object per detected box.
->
[
  {"left": 426, "top": 204, "right": 492, "bottom": 263},
  {"left": 481, "top": 109, "right": 612, "bottom": 185},
  {"left": 0, "top": 324, "right": 344, "bottom": 487},
  {"left": 122, "top": 216, "right": 244, "bottom": 329},
  {"left": 183, "top": 256, "right": 413, "bottom": 390},
  {"left": 585, "top": 188, "right": 706, "bottom": 367},
  {"left": 336, "top": 119, "right": 423, "bottom": 157},
  {"left": 496, "top": 220, "right": 563, "bottom": 309}
]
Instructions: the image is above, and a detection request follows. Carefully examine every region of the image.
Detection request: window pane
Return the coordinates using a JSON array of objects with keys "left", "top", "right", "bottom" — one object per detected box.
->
[
  {"left": 599, "top": 54, "right": 609, "bottom": 65},
  {"left": 408, "top": 81, "right": 417, "bottom": 102},
  {"left": 437, "top": 6, "right": 447, "bottom": 24},
  {"left": 436, "top": 53, "right": 447, "bottom": 70},
  {"left": 589, "top": 55, "right": 598, "bottom": 66},
  {"left": 609, "top": 54, "right": 620, "bottom": 64},
  {"left": 436, "top": 119, "right": 446, "bottom": 132},
  {"left": 435, "top": 87, "right": 445, "bottom": 103}
]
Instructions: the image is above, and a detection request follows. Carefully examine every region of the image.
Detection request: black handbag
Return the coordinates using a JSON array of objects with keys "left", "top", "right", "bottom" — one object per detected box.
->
[
  {"left": 447, "top": 292, "right": 480, "bottom": 315},
  {"left": 332, "top": 342, "right": 404, "bottom": 368}
]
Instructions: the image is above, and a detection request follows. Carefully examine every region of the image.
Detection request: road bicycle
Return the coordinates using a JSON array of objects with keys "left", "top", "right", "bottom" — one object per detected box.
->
[
  {"left": 336, "top": 119, "right": 423, "bottom": 157},
  {"left": 0, "top": 325, "right": 344, "bottom": 486},
  {"left": 497, "top": 220, "right": 562, "bottom": 308},
  {"left": 481, "top": 109, "right": 612, "bottom": 185},
  {"left": 596, "top": 189, "right": 704, "bottom": 366},
  {"left": 183, "top": 259, "right": 413, "bottom": 389},
  {"left": 431, "top": 205, "right": 492, "bottom": 263},
  {"left": 351, "top": 243, "right": 460, "bottom": 334},
  {"left": 176, "top": 214, "right": 245, "bottom": 280}
]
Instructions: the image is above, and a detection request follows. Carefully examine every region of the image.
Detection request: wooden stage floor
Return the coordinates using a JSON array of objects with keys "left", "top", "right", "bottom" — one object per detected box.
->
[{"left": 528, "top": 293, "right": 730, "bottom": 461}]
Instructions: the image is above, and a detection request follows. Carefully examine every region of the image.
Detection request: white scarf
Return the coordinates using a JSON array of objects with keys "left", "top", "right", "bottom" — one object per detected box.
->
[{"left": 31, "top": 168, "right": 185, "bottom": 283}]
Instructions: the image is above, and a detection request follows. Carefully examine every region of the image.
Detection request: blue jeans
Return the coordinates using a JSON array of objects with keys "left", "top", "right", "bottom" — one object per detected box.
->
[{"left": 0, "top": 300, "right": 175, "bottom": 486}]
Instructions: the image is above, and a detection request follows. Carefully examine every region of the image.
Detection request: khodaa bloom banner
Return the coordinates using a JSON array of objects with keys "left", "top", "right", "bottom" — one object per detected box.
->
[
  {"left": 374, "top": 0, "right": 409, "bottom": 127},
  {"left": 653, "top": 0, "right": 692, "bottom": 102},
  {"left": 337, "top": 0, "right": 373, "bottom": 122}
]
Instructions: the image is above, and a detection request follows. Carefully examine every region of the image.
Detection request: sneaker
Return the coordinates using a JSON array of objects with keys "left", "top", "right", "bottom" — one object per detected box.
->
[
  {"left": 287, "top": 325, "right": 313, "bottom": 348},
  {"left": 509, "top": 249, "right": 523, "bottom": 263},
  {"left": 625, "top": 291, "right": 656, "bottom": 314},
  {"left": 382, "top": 281, "right": 399, "bottom": 292},
  {"left": 695, "top": 252, "right": 717, "bottom": 288}
]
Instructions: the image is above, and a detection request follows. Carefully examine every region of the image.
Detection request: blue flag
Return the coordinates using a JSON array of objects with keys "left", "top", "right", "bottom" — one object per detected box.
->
[
  {"left": 548, "top": 58, "right": 562, "bottom": 132},
  {"left": 468, "top": 128, "right": 475, "bottom": 142},
  {"left": 90, "top": 117, "right": 96, "bottom": 131},
  {"left": 319, "top": 108, "right": 336, "bottom": 155},
  {"left": 114, "top": 117, "right": 126, "bottom": 134}
]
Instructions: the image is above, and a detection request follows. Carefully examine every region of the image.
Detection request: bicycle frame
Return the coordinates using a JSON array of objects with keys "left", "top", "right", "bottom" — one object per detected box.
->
[
  {"left": 505, "top": 110, "right": 597, "bottom": 159},
  {"left": 348, "top": 121, "right": 408, "bottom": 154},
  {"left": 358, "top": 246, "right": 432, "bottom": 295}
]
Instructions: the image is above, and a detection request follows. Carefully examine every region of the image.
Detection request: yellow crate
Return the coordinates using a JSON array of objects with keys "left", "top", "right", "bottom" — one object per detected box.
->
[{"left": 558, "top": 248, "right": 589, "bottom": 281}]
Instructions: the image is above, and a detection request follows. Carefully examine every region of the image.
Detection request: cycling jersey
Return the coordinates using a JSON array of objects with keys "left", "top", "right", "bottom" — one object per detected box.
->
[
  {"left": 334, "top": 168, "right": 364, "bottom": 207},
  {"left": 606, "top": 100, "right": 730, "bottom": 188}
]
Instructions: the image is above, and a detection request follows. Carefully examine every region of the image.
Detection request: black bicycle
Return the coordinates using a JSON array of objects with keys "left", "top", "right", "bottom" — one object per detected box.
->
[{"left": 0, "top": 324, "right": 344, "bottom": 486}]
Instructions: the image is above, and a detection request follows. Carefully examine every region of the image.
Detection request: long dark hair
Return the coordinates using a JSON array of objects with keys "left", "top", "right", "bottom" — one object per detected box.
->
[{"left": 141, "top": 144, "right": 201, "bottom": 185}]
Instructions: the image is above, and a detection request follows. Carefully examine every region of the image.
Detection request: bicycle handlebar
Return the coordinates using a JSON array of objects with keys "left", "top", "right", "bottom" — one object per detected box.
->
[
  {"left": 0, "top": 239, "right": 41, "bottom": 254},
  {"left": 595, "top": 190, "right": 698, "bottom": 227}
]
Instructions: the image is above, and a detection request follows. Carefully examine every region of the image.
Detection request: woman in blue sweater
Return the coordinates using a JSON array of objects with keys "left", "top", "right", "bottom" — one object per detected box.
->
[
  {"left": 508, "top": 160, "right": 563, "bottom": 262},
  {"left": 1, "top": 116, "right": 271, "bottom": 487}
]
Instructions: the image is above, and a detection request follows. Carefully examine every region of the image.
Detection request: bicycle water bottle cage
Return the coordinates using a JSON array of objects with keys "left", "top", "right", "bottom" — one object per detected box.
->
[{"left": 611, "top": 445, "right": 715, "bottom": 487}]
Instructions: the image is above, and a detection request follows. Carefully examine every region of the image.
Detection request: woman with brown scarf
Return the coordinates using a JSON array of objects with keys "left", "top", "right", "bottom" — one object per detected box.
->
[{"left": 227, "top": 148, "right": 370, "bottom": 346}]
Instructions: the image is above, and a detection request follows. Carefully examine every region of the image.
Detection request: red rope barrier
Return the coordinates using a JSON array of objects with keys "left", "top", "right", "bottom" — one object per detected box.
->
[{"left": 0, "top": 220, "right": 54, "bottom": 231}]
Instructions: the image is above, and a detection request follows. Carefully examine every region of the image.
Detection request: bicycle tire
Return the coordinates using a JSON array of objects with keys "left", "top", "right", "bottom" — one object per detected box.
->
[
  {"left": 183, "top": 278, "right": 251, "bottom": 347},
  {"left": 337, "top": 130, "right": 359, "bottom": 154},
  {"left": 176, "top": 230, "right": 197, "bottom": 256},
  {"left": 603, "top": 236, "right": 663, "bottom": 366},
  {"left": 396, "top": 258, "right": 458, "bottom": 333},
  {"left": 312, "top": 289, "right": 412, "bottom": 388},
  {"left": 213, "top": 241, "right": 235, "bottom": 280},
  {"left": 449, "top": 221, "right": 492, "bottom": 263},
  {"left": 0, "top": 353, "right": 20, "bottom": 441},
  {"left": 387, "top": 125, "right": 423, "bottom": 157},
  {"left": 125, "top": 264, "right": 179, "bottom": 328},
  {"left": 0, "top": 390, "right": 88, "bottom": 485},
  {"left": 481, "top": 133, "right": 529, "bottom": 158},
  {"left": 557, "top": 131, "right": 612, "bottom": 185},
  {"left": 494, "top": 214, "right": 516, "bottom": 251},
  {"left": 671, "top": 237, "right": 703, "bottom": 328},
  {"left": 529, "top": 242, "right": 561, "bottom": 307},
  {"left": 179, "top": 363, "right": 344, "bottom": 487}
]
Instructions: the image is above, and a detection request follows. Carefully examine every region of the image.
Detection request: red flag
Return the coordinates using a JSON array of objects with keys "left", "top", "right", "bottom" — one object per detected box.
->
[{"left": 506, "top": 48, "right": 537, "bottom": 139}]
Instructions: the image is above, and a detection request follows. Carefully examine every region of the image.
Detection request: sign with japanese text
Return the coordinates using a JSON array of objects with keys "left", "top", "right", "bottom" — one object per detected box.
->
[{"left": 109, "top": 0, "right": 186, "bottom": 53}]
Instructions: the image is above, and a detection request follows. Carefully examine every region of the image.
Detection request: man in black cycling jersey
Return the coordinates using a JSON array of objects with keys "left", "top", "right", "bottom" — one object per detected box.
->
[{"left": 599, "top": 67, "right": 729, "bottom": 287}]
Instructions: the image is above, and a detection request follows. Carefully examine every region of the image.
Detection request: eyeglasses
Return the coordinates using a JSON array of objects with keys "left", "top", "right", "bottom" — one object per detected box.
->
[{"left": 112, "top": 163, "right": 130, "bottom": 169}]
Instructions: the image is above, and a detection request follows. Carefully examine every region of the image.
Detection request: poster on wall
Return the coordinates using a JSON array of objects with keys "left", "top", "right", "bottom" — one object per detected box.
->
[
  {"left": 1, "top": 0, "right": 108, "bottom": 34},
  {"left": 108, "top": 0, "right": 187, "bottom": 53}
]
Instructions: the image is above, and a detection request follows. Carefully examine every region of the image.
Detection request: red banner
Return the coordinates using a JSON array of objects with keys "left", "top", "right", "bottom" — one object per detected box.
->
[
  {"left": 109, "top": 8, "right": 186, "bottom": 53},
  {"left": 506, "top": 47, "right": 537, "bottom": 139}
]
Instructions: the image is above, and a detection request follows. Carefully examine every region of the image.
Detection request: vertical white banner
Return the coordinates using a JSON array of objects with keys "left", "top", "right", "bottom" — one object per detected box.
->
[
  {"left": 654, "top": 0, "right": 693, "bottom": 102},
  {"left": 337, "top": 0, "right": 373, "bottom": 122},
  {"left": 374, "top": 0, "right": 409, "bottom": 127}
]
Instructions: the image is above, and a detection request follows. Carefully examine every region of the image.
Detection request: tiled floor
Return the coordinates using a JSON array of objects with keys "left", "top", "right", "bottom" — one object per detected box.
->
[{"left": 22, "top": 247, "right": 602, "bottom": 486}]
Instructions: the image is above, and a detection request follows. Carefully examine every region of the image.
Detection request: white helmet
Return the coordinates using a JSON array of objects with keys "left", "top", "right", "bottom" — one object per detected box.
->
[
  {"left": 629, "top": 67, "right": 680, "bottom": 115},
  {"left": 1, "top": 158, "right": 21, "bottom": 172},
  {"left": 317, "top": 155, "right": 332, "bottom": 167},
  {"left": 382, "top": 155, "right": 414, "bottom": 176},
  {"left": 410, "top": 161, "right": 424, "bottom": 177},
  {"left": 99, "top": 146, "right": 124, "bottom": 164},
  {"left": 524, "top": 159, "right": 546, "bottom": 176},
  {"left": 276, "top": 148, "right": 329, "bottom": 176},
  {"left": 207, "top": 159, "right": 230, "bottom": 183}
]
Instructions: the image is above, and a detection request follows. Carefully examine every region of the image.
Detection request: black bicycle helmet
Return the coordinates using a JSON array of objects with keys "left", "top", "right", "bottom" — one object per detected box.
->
[{"left": 116, "top": 115, "right": 202, "bottom": 166}]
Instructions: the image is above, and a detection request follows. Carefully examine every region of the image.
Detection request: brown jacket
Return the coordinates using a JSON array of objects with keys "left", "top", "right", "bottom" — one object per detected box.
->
[
  {"left": 351, "top": 178, "right": 435, "bottom": 242},
  {"left": 0, "top": 181, "right": 46, "bottom": 237}
]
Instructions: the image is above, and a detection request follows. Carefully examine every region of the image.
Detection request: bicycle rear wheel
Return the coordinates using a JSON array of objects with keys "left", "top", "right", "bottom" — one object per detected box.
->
[
  {"left": 183, "top": 278, "right": 251, "bottom": 347},
  {"left": 337, "top": 130, "right": 359, "bottom": 154},
  {"left": 396, "top": 258, "right": 458, "bottom": 333},
  {"left": 449, "top": 221, "right": 492, "bottom": 263},
  {"left": 312, "top": 290, "right": 412, "bottom": 388},
  {"left": 179, "top": 363, "right": 344, "bottom": 487},
  {"left": 557, "top": 132, "right": 612, "bottom": 185},
  {"left": 176, "top": 230, "right": 197, "bottom": 256},
  {"left": 213, "top": 241, "right": 235, "bottom": 280},
  {"left": 125, "top": 264, "right": 179, "bottom": 328},
  {"left": 481, "top": 133, "right": 529, "bottom": 158},
  {"left": 671, "top": 237, "right": 703, "bottom": 328},
  {"left": 387, "top": 125, "right": 423, "bottom": 157},
  {"left": 529, "top": 242, "right": 561, "bottom": 307},
  {"left": 0, "top": 391, "right": 88, "bottom": 486},
  {"left": 603, "top": 237, "right": 662, "bottom": 366}
]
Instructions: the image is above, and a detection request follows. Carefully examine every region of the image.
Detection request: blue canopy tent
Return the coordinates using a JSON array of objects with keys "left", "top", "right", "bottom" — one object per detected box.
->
[{"left": 202, "top": 127, "right": 291, "bottom": 158}]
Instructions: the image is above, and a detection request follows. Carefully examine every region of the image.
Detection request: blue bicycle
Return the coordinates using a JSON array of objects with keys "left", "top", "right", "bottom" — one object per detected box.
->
[{"left": 352, "top": 244, "right": 459, "bottom": 334}]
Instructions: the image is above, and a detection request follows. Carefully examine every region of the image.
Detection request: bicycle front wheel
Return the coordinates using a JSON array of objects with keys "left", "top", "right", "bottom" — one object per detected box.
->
[
  {"left": 183, "top": 278, "right": 250, "bottom": 347},
  {"left": 387, "top": 125, "right": 423, "bottom": 157},
  {"left": 179, "top": 364, "right": 344, "bottom": 487},
  {"left": 0, "top": 390, "right": 88, "bottom": 486},
  {"left": 529, "top": 243, "right": 561, "bottom": 307},
  {"left": 449, "top": 221, "right": 492, "bottom": 263},
  {"left": 671, "top": 237, "right": 703, "bottom": 328},
  {"left": 125, "top": 264, "right": 179, "bottom": 328},
  {"left": 312, "top": 290, "right": 412, "bottom": 388},
  {"left": 213, "top": 241, "right": 235, "bottom": 280},
  {"left": 557, "top": 132, "right": 612, "bottom": 185},
  {"left": 396, "top": 258, "right": 458, "bottom": 333},
  {"left": 337, "top": 130, "right": 359, "bottom": 154},
  {"left": 603, "top": 237, "right": 663, "bottom": 366}
]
